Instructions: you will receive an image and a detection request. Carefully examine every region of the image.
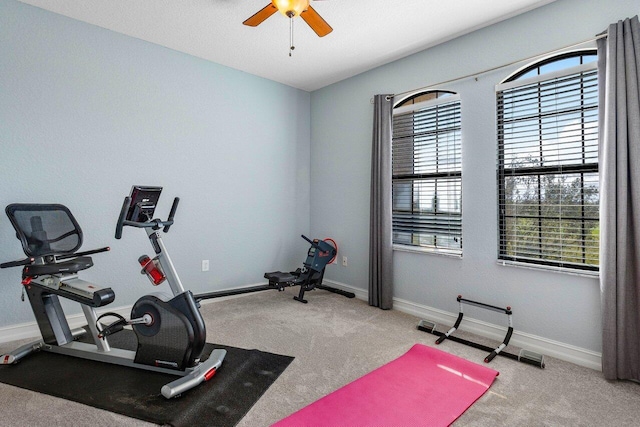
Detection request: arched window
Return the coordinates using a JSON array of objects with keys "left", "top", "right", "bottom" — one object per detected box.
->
[
  {"left": 496, "top": 50, "right": 599, "bottom": 271},
  {"left": 392, "top": 90, "right": 462, "bottom": 254}
]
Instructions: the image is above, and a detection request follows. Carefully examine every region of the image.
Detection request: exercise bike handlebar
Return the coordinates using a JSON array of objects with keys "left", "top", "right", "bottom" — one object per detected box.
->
[
  {"left": 163, "top": 197, "right": 179, "bottom": 233},
  {"left": 1, "top": 246, "right": 110, "bottom": 268},
  {"left": 57, "top": 246, "right": 111, "bottom": 260},
  {"left": 115, "top": 197, "right": 130, "bottom": 240},
  {"left": 0, "top": 257, "right": 35, "bottom": 269},
  {"left": 115, "top": 196, "right": 180, "bottom": 239}
]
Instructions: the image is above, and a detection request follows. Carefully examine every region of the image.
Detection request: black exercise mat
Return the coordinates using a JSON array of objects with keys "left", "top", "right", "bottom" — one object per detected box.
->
[{"left": 0, "top": 329, "right": 293, "bottom": 426}]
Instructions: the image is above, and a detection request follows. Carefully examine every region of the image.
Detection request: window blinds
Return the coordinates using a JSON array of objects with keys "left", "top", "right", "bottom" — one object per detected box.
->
[
  {"left": 392, "top": 97, "right": 462, "bottom": 253},
  {"left": 497, "top": 64, "right": 599, "bottom": 271}
]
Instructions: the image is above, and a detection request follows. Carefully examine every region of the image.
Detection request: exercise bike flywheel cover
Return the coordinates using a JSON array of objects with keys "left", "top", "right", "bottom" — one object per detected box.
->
[{"left": 131, "top": 301, "right": 161, "bottom": 337}]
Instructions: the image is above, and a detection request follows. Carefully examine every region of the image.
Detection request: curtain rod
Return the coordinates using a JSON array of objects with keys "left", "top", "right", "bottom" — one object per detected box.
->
[{"left": 372, "top": 33, "right": 607, "bottom": 104}]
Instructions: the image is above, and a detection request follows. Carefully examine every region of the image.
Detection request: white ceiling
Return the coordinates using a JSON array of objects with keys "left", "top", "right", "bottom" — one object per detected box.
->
[{"left": 18, "top": 0, "right": 557, "bottom": 91}]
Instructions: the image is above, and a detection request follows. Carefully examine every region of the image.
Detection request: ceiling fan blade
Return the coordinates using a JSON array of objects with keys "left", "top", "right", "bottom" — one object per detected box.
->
[
  {"left": 300, "top": 5, "right": 333, "bottom": 37},
  {"left": 243, "top": 3, "right": 277, "bottom": 27}
]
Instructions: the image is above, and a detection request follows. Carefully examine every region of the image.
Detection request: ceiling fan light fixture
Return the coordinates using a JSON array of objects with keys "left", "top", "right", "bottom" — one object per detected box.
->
[{"left": 272, "top": 0, "right": 309, "bottom": 17}]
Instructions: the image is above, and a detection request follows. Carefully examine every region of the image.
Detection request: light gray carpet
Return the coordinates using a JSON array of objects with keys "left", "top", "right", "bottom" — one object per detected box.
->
[{"left": 1, "top": 289, "right": 639, "bottom": 426}]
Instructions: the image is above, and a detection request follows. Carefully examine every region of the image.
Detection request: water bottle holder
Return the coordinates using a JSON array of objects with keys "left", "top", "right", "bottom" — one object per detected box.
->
[{"left": 139, "top": 256, "right": 166, "bottom": 286}]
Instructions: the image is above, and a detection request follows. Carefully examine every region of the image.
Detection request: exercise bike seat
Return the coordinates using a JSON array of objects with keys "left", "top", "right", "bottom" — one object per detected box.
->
[{"left": 23, "top": 256, "right": 93, "bottom": 277}]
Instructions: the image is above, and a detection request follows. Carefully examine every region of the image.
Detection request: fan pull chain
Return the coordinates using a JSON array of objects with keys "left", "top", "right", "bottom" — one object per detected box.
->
[{"left": 289, "top": 16, "right": 295, "bottom": 57}]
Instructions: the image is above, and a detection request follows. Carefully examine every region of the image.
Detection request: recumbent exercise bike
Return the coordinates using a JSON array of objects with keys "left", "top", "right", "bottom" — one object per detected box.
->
[{"left": 0, "top": 187, "right": 226, "bottom": 399}]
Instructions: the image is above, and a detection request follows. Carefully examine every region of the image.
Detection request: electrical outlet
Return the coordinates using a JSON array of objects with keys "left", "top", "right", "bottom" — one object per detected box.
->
[
  {"left": 342, "top": 256, "right": 348, "bottom": 267},
  {"left": 202, "top": 260, "right": 209, "bottom": 272}
]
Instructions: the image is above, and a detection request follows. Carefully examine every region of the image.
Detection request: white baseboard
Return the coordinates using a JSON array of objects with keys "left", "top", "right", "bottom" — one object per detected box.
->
[
  {"left": 323, "top": 279, "right": 602, "bottom": 371},
  {"left": 1, "top": 280, "right": 603, "bottom": 371}
]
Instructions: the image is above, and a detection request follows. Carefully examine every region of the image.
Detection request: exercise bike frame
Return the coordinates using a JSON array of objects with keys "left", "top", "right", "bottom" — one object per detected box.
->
[{"left": 1, "top": 198, "right": 226, "bottom": 399}]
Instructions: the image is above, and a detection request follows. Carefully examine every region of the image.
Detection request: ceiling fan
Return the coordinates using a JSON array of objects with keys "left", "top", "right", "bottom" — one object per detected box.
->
[{"left": 243, "top": 0, "right": 333, "bottom": 38}]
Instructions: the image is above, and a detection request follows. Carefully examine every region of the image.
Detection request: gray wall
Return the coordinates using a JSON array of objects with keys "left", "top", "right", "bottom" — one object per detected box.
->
[
  {"left": 310, "top": 0, "right": 639, "bottom": 353},
  {"left": 0, "top": 0, "right": 311, "bottom": 326}
]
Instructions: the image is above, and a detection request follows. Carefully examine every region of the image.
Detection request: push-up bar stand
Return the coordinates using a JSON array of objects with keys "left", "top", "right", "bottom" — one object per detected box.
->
[{"left": 417, "top": 295, "right": 545, "bottom": 368}]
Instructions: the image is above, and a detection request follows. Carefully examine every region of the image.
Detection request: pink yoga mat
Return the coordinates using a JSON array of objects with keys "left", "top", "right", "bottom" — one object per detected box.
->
[{"left": 273, "top": 343, "right": 499, "bottom": 427}]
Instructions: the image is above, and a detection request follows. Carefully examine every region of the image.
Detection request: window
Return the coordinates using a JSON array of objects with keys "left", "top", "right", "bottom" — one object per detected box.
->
[
  {"left": 496, "top": 51, "right": 599, "bottom": 271},
  {"left": 392, "top": 91, "right": 462, "bottom": 254}
]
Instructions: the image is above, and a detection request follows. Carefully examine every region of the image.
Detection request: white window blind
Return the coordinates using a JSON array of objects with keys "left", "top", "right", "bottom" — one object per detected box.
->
[
  {"left": 392, "top": 94, "right": 462, "bottom": 254},
  {"left": 497, "top": 57, "right": 599, "bottom": 271}
]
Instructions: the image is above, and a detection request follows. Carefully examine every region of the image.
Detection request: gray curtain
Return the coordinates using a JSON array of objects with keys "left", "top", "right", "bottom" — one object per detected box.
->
[
  {"left": 598, "top": 16, "right": 640, "bottom": 380},
  {"left": 369, "top": 94, "right": 394, "bottom": 309}
]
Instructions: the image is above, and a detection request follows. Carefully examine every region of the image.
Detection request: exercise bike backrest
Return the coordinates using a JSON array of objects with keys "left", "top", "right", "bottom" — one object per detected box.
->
[{"left": 1, "top": 204, "right": 110, "bottom": 276}]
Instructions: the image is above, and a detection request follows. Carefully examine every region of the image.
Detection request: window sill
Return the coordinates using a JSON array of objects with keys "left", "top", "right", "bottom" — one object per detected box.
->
[
  {"left": 393, "top": 244, "right": 462, "bottom": 259},
  {"left": 496, "top": 259, "right": 599, "bottom": 278}
]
